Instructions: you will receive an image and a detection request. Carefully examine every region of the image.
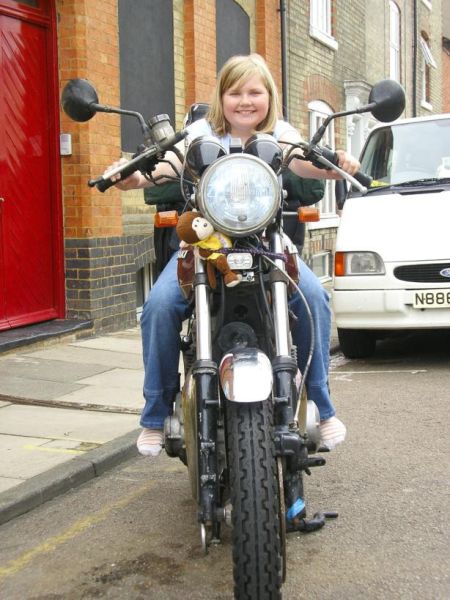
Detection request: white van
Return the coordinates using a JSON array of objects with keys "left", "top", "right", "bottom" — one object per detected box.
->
[{"left": 332, "top": 113, "right": 450, "bottom": 358}]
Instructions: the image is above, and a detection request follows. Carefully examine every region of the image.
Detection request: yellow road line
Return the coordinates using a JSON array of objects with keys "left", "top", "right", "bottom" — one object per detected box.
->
[
  {"left": 23, "top": 444, "right": 84, "bottom": 455},
  {"left": 0, "top": 482, "right": 153, "bottom": 580}
]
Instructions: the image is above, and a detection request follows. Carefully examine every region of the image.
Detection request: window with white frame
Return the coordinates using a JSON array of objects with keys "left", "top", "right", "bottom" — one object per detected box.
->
[
  {"left": 420, "top": 34, "right": 437, "bottom": 108},
  {"left": 136, "top": 262, "right": 156, "bottom": 318},
  {"left": 389, "top": 1, "right": 401, "bottom": 81},
  {"left": 308, "top": 100, "right": 336, "bottom": 222},
  {"left": 310, "top": 0, "right": 338, "bottom": 50}
]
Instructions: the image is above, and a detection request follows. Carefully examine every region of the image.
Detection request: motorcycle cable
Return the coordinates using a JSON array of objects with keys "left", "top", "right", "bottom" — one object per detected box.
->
[
  {"left": 178, "top": 149, "right": 198, "bottom": 209},
  {"left": 257, "top": 254, "right": 275, "bottom": 335},
  {"left": 260, "top": 253, "right": 315, "bottom": 426}
]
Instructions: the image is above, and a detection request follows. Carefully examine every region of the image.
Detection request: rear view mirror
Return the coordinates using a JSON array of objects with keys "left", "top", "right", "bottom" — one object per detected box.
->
[
  {"left": 367, "top": 79, "right": 405, "bottom": 123},
  {"left": 61, "top": 78, "right": 99, "bottom": 122}
]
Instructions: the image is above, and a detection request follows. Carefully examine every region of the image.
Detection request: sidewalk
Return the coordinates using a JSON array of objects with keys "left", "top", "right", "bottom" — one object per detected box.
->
[
  {"left": 0, "top": 296, "right": 339, "bottom": 526},
  {"left": 0, "top": 327, "right": 143, "bottom": 525}
]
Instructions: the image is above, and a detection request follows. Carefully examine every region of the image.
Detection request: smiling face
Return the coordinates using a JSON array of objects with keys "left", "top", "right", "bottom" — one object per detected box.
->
[{"left": 222, "top": 74, "right": 270, "bottom": 140}]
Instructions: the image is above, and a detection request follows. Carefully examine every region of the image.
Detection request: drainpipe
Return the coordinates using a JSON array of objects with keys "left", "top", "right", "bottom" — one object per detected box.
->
[
  {"left": 279, "top": 0, "right": 289, "bottom": 120},
  {"left": 412, "top": 0, "right": 418, "bottom": 117}
]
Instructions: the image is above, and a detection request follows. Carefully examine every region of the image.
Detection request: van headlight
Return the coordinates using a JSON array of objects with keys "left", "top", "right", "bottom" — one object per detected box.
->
[
  {"left": 196, "top": 154, "right": 280, "bottom": 237},
  {"left": 335, "top": 251, "right": 385, "bottom": 276}
]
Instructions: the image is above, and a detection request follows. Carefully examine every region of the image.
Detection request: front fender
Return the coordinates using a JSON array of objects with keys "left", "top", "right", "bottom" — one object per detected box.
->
[{"left": 219, "top": 348, "right": 272, "bottom": 402}]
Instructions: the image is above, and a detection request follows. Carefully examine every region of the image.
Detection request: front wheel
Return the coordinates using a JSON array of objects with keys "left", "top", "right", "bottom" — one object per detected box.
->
[
  {"left": 226, "top": 400, "right": 282, "bottom": 600},
  {"left": 338, "top": 328, "right": 376, "bottom": 359}
]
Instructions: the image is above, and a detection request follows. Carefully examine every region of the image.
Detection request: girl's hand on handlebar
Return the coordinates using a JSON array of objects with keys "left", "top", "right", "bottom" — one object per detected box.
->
[
  {"left": 335, "top": 150, "right": 360, "bottom": 176},
  {"left": 103, "top": 158, "right": 144, "bottom": 190}
]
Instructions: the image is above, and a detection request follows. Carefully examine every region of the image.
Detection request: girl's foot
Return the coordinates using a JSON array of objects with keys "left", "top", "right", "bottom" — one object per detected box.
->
[
  {"left": 137, "top": 428, "right": 164, "bottom": 457},
  {"left": 319, "top": 417, "right": 347, "bottom": 451}
]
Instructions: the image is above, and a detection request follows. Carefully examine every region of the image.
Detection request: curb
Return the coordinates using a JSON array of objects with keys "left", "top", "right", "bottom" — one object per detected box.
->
[{"left": 0, "top": 428, "right": 140, "bottom": 526}]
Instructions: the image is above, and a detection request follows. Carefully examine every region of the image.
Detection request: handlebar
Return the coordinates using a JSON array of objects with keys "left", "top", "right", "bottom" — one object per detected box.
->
[
  {"left": 88, "top": 129, "right": 188, "bottom": 193},
  {"left": 310, "top": 145, "right": 372, "bottom": 192}
]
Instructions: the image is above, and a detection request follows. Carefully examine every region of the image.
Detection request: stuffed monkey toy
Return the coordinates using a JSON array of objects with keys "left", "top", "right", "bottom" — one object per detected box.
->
[{"left": 176, "top": 212, "right": 241, "bottom": 288}]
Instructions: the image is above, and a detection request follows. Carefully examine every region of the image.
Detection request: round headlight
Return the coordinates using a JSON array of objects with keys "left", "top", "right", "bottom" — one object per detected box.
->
[{"left": 197, "top": 154, "right": 280, "bottom": 237}]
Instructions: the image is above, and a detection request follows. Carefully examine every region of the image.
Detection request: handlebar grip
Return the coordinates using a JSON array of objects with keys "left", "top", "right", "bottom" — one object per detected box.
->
[
  {"left": 95, "top": 178, "right": 118, "bottom": 193},
  {"left": 352, "top": 171, "right": 373, "bottom": 188},
  {"left": 94, "top": 161, "right": 140, "bottom": 193},
  {"left": 92, "top": 129, "right": 188, "bottom": 193},
  {"left": 318, "top": 146, "right": 373, "bottom": 188},
  {"left": 318, "top": 146, "right": 338, "bottom": 167}
]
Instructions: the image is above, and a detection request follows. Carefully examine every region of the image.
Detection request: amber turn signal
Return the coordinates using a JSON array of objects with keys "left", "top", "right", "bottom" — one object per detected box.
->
[
  {"left": 334, "top": 251, "right": 345, "bottom": 276},
  {"left": 154, "top": 210, "right": 179, "bottom": 228},
  {"left": 297, "top": 207, "right": 320, "bottom": 222}
]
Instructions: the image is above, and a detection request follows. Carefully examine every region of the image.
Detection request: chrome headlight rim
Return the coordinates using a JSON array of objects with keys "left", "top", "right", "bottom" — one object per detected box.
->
[{"left": 196, "top": 153, "right": 280, "bottom": 237}]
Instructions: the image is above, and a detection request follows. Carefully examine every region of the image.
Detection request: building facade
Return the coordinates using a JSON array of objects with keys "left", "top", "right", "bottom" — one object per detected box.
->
[
  {"left": 284, "top": 0, "right": 446, "bottom": 278},
  {"left": 0, "top": 0, "right": 447, "bottom": 335}
]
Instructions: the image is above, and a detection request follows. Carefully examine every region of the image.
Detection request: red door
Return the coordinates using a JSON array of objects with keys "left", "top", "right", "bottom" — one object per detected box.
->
[{"left": 0, "top": 0, "right": 63, "bottom": 330}]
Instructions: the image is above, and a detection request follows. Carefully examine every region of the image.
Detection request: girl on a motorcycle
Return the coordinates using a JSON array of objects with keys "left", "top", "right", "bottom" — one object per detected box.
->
[{"left": 108, "top": 53, "right": 360, "bottom": 457}]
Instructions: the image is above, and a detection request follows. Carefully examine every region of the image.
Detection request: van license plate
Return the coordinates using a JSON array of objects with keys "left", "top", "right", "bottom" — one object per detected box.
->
[{"left": 413, "top": 290, "right": 450, "bottom": 308}]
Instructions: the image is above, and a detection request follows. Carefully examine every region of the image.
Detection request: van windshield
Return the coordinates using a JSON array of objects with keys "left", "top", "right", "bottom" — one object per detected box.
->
[{"left": 360, "top": 118, "right": 450, "bottom": 187}]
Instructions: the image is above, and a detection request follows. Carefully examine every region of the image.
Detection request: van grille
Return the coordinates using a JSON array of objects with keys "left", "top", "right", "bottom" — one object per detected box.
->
[{"left": 393, "top": 263, "right": 450, "bottom": 283}]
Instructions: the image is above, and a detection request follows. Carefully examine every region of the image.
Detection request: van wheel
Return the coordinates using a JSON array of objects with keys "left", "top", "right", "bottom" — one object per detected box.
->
[{"left": 338, "top": 328, "right": 376, "bottom": 359}]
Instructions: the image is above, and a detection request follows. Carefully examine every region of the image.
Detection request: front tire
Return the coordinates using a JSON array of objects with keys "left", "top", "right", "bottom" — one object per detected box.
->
[
  {"left": 226, "top": 400, "right": 282, "bottom": 600},
  {"left": 338, "top": 328, "right": 376, "bottom": 358}
]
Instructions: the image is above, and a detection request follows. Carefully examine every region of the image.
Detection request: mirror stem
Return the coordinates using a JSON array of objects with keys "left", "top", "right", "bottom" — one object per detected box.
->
[
  {"left": 91, "top": 103, "right": 152, "bottom": 142},
  {"left": 310, "top": 102, "right": 378, "bottom": 145}
]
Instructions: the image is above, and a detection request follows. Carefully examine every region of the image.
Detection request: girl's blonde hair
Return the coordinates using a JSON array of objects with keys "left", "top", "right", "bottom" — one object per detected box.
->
[{"left": 208, "top": 54, "right": 281, "bottom": 136}]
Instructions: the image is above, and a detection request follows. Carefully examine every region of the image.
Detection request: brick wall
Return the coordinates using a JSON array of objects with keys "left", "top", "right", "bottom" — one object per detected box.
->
[
  {"left": 57, "top": 0, "right": 146, "bottom": 331},
  {"left": 256, "top": 0, "right": 282, "bottom": 94},
  {"left": 184, "top": 0, "right": 217, "bottom": 107},
  {"left": 56, "top": 0, "right": 284, "bottom": 332},
  {"left": 57, "top": 0, "right": 447, "bottom": 320},
  {"left": 57, "top": 0, "right": 122, "bottom": 240},
  {"left": 443, "top": 41, "right": 450, "bottom": 112},
  {"left": 287, "top": 0, "right": 367, "bottom": 267},
  {"left": 366, "top": 0, "right": 444, "bottom": 117}
]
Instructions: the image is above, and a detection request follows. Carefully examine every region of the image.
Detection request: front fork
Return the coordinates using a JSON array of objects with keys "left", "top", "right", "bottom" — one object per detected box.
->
[
  {"left": 269, "top": 230, "right": 324, "bottom": 521},
  {"left": 192, "top": 253, "right": 220, "bottom": 534}
]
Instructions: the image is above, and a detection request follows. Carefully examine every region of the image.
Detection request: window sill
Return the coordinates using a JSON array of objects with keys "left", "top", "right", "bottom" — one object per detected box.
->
[
  {"left": 420, "top": 100, "right": 433, "bottom": 111},
  {"left": 309, "top": 27, "right": 338, "bottom": 51},
  {"left": 307, "top": 215, "right": 340, "bottom": 230}
]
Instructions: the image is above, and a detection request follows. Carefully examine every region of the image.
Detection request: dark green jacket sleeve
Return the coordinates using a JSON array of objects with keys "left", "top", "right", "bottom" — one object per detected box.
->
[
  {"left": 282, "top": 171, "right": 325, "bottom": 249},
  {"left": 282, "top": 170, "right": 325, "bottom": 208},
  {"left": 144, "top": 182, "right": 185, "bottom": 210}
]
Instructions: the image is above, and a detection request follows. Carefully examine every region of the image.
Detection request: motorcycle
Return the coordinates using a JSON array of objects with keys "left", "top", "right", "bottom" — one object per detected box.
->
[{"left": 61, "top": 77, "right": 405, "bottom": 599}]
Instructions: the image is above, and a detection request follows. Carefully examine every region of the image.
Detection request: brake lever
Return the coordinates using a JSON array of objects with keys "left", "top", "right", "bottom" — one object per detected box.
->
[
  {"left": 281, "top": 141, "right": 368, "bottom": 195},
  {"left": 88, "top": 143, "right": 161, "bottom": 188},
  {"left": 313, "top": 153, "right": 368, "bottom": 194},
  {"left": 88, "top": 129, "right": 188, "bottom": 190}
]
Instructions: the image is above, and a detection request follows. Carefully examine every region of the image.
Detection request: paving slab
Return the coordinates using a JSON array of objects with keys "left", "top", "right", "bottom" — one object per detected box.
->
[
  {"left": 0, "top": 404, "right": 138, "bottom": 444},
  {"left": 0, "top": 355, "right": 111, "bottom": 383},
  {"left": 107, "top": 328, "right": 142, "bottom": 339},
  {"left": 70, "top": 337, "right": 142, "bottom": 354},
  {"left": 23, "top": 346, "right": 143, "bottom": 369},
  {"left": 0, "top": 375, "right": 83, "bottom": 401},
  {"left": 77, "top": 367, "right": 144, "bottom": 390},
  {"left": 0, "top": 434, "right": 84, "bottom": 480},
  {"left": 55, "top": 385, "right": 142, "bottom": 411}
]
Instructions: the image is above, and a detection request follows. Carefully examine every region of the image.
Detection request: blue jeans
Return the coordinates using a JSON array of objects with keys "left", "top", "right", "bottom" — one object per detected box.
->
[{"left": 140, "top": 252, "right": 335, "bottom": 429}]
